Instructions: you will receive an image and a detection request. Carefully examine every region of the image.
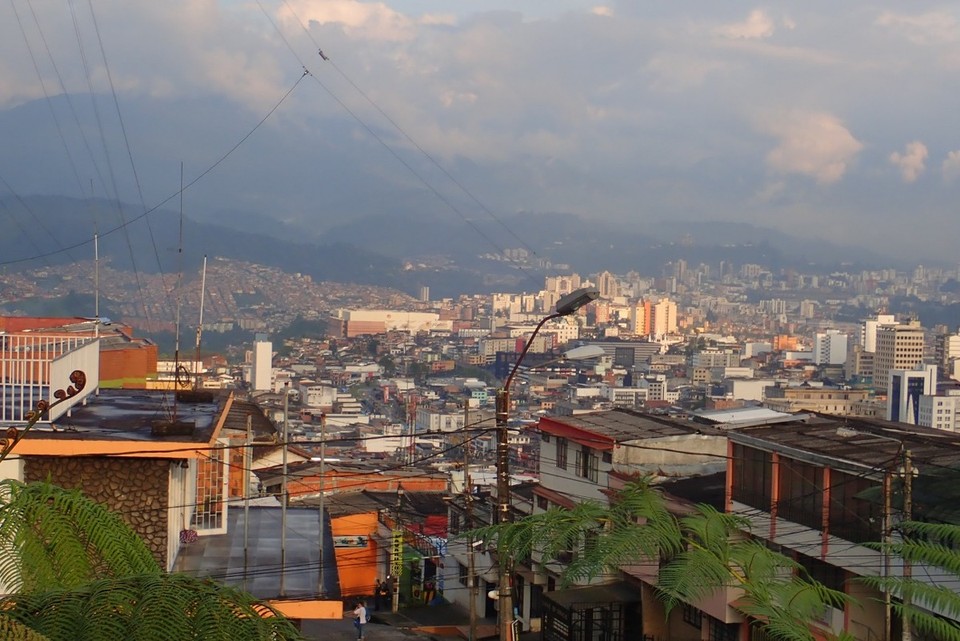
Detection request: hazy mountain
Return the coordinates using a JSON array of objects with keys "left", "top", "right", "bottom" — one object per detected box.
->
[
  {"left": 0, "top": 195, "right": 907, "bottom": 301},
  {"left": 0, "top": 195, "right": 402, "bottom": 286}
]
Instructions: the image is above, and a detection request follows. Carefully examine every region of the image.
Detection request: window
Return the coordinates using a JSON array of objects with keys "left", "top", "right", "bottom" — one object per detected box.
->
[
  {"left": 458, "top": 562, "right": 469, "bottom": 586},
  {"left": 682, "top": 603, "right": 702, "bottom": 628},
  {"left": 602, "top": 451, "right": 612, "bottom": 464},
  {"left": 557, "top": 438, "right": 568, "bottom": 470},
  {"left": 731, "top": 444, "right": 772, "bottom": 511},
  {"left": 778, "top": 458, "right": 823, "bottom": 530},
  {"left": 709, "top": 618, "right": 739, "bottom": 641},
  {"left": 542, "top": 433, "right": 551, "bottom": 443},
  {"left": 575, "top": 447, "right": 599, "bottom": 482},
  {"left": 537, "top": 495, "right": 549, "bottom": 510}
]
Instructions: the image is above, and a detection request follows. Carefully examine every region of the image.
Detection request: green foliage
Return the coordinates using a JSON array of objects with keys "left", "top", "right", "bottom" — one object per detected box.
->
[
  {"left": 0, "top": 479, "right": 159, "bottom": 592},
  {"left": 0, "top": 573, "right": 304, "bottom": 641},
  {"left": 0, "top": 481, "right": 305, "bottom": 641},
  {"left": 470, "top": 479, "right": 854, "bottom": 641},
  {"left": 0, "top": 615, "right": 51, "bottom": 641},
  {"left": 862, "top": 521, "right": 960, "bottom": 641}
]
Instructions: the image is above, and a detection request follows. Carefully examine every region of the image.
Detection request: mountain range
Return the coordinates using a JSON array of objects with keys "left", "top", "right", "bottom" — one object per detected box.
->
[{"left": 1, "top": 194, "right": 905, "bottom": 299}]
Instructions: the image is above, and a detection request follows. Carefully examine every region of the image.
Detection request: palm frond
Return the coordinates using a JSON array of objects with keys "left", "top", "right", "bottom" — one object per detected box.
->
[
  {"left": 0, "top": 614, "right": 52, "bottom": 641},
  {"left": 0, "top": 480, "right": 159, "bottom": 592},
  {"left": 1, "top": 573, "right": 305, "bottom": 641}
]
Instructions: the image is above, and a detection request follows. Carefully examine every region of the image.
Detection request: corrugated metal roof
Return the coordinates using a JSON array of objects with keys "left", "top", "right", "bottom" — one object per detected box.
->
[{"left": 540, "top": 407, "right": 716, "bottom": 443}]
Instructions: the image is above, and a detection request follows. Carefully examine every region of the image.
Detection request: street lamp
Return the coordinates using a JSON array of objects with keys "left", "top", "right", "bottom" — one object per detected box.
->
[{"left": 495, "top": 286, "right": 599, "bottom": 641}]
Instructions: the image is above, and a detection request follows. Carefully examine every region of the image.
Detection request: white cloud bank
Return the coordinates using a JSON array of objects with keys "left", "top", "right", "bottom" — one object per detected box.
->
[
  {"left": 889, "top": 141, "right": 928, "bottom": 183},
  {"left": 760, "top": 111, "right": 863, "bottom": 184}
]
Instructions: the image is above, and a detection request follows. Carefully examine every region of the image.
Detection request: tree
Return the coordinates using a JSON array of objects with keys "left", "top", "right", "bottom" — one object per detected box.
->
[
  {"left": 378, "top": 355, "right": 397, "bottom": 377},
  {"left": 473, "top": 479, "right": 852, "bottom": 641},
  {"left": 0, "top": 480, "right": 304, "bottom": 641},
  {"left": 863, "top": 521, "right": 960, "bottom": 641}
]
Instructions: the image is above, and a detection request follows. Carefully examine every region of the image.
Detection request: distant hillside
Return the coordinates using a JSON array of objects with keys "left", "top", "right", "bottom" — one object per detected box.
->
[
  {"left": 0, "top": 195, "right": 903, "bottom": 299},
  {"left": 321, "top": 210, "right": 886, "bottom": 275},
  {"left": 0, "top": 195, "right": 402, "bottom": 286}
]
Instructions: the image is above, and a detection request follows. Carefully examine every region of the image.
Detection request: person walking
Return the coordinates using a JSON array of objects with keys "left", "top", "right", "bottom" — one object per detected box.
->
[{"left": 353, "top": 600, "right": 368, "bottom": 641}]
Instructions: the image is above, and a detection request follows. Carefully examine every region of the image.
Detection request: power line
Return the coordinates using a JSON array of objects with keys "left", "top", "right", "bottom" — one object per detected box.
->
[
  {"left": 0, "top": 71, "right": 308, "bottom": 267},
  {"left": 253, "top": 0, "right": 543, "bottom": 291}
]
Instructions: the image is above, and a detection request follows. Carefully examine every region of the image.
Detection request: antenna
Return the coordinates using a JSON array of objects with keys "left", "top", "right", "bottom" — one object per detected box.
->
[
  {"left": 173, "top": 163, "right": 185, "bottom": 419},
  {"left": 194, "top": 255, "right": 207, "bottom": 390},
  {"left": 94, "top": 232, "right": 100, "bottom": 339}
]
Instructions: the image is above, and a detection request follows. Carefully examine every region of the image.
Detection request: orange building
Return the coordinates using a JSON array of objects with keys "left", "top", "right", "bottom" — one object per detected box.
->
[
  {"left": 772, "top": 334, "right": 801, "bottom": 351},
  {"left": 261, "top": 464, "right": 449, "bottom": 499}
]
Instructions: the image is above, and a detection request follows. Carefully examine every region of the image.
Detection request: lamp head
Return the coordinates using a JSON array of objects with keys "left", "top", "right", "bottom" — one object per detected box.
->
[{"left": 555, "top": 287, "right": 600, "bottom": 316}]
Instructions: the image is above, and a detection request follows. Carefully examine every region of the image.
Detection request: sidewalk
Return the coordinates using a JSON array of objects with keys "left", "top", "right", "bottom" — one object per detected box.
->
[{"left": 299, "top": 603, "right": 500, "bottom": 641}]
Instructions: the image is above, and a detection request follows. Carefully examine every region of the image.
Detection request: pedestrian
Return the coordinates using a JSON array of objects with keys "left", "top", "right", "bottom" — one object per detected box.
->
[
  {"left": 374, "top": 578, "right": 382, "bottom": 611},
  {"left": 353, "top": 599, "right": 368, "bottom": 641}
]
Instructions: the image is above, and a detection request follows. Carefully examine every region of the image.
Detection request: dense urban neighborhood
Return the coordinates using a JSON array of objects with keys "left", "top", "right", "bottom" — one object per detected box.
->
[{"left": 3, "top": 261, "right": 960, "bottom": 640}]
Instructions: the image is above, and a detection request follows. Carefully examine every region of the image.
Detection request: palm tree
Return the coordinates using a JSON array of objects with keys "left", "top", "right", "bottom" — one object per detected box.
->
[
  {"left": 3, "top": 574, "right": 303, "bottom": 641},
  {"left": 862, "top": 521, "right": 960, "bottom": 641},
  {"left": 473, "top": 479, "right": 852, "bottom": 641},
  {"left": 0, "top": 479, "right": 304, "bottom": 641}
]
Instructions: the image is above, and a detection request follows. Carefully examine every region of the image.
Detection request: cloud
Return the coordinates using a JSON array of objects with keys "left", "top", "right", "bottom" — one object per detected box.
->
[
  {"left": 888, "top": 141, "right": 928, "bottom": 182},
  {"left": 645, "top": 53, "right": 725, "bottom": 92},
  {"left": 591, "top": 6, "right": 613, "bottom": 18},
  {"left": 943, "top": 150, "right": 960, "bottom": 182},
  {"left": 875, "top": 10, "right": 960, "bottom": 45},
  {"left": 759, "top": 111, "right": 863, "bottom": 184},
  {"left": 717, "top": 9, "right": 775, "bottom": 40},
  {"left": 278, "top": 0, "right": 415, "bottom": 41}
]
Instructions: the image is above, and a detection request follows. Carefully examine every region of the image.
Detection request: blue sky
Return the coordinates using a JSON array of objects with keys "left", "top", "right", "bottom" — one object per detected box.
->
[{"left": 0, "top": 1, "right": 958, "bottom": 262}]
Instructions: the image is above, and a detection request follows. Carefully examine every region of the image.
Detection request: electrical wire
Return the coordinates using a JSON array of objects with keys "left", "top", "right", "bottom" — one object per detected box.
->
[
  {"left": 0, "top": 71, "right": 308, "bottom": 267},
  {"left": 253, "top": 0, "right": 543, "bottom": 292}
]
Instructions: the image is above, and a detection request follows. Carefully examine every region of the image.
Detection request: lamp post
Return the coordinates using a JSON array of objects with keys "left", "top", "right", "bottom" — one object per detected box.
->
[{"left": 495, "top": 287, "right": 599, "bottom": 641}]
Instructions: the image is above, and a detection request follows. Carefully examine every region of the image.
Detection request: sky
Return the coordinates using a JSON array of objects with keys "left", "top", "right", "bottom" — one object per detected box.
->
[{"left": 0, "top": 1, "right": 958, "bottom": 263}]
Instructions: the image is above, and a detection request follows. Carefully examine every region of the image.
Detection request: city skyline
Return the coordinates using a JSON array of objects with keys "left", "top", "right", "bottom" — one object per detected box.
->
[{"left": 0, "top": 1, "right": 958, "bottom": 264}]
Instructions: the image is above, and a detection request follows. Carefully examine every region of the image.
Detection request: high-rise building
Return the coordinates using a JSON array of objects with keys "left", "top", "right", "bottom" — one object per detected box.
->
[
  {"left": 651, "top": 299, "right": 677, "bottom": 337},
  {"left": 813, "top": 330, "right": 849, "bottom": 366},
  {"left": 887, "top": 364, "right": 937, "bottom": 424},
  {"left": 251, "top": 333, "right": 272, "bottom": 392},
  {"left": 935, "top": 327, "right": 960, "bottom": 379},
  {"left": 874, "top": 321, "right": 925, "bottom": 391},
  {"left": 629, "top": 299, "right": 651, "bottom": 336},
  {"left": 595, "top": 271, "right": 620, "bottom": 299},
  {"left": 861, "top": 314, "right": 896, "bottom": 353}
]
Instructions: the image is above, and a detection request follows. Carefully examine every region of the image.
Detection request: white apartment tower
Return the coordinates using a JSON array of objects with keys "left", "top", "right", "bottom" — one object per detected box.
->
[
  {"left": 814, "top": 330, "right": 849, "bottom": 366},
  {"left": 874, "top": 321, "right": 925, "bottom": 392},
  {"left": 861, "top": 314, "right": 896, "bottom": 353},
  {"left": 651, "top": 299, "right": 678, "bottom": 337},
  {"left": 251, "top": 333, "right": 273, "bottom": 392}
]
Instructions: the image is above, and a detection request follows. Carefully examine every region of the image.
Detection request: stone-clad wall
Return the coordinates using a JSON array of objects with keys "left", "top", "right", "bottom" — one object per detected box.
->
[{"left": 25, "top": 457, "right": 171, "bottom": 566}]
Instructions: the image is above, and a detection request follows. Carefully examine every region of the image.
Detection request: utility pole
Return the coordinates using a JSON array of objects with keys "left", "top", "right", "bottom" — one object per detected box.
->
[
  {"left": 280, "top": 383, "right": 289, "bottom": 597},
  {"left": 883, "top": 471, "right": 892, "bottom": 641},
  {"left": 495, "top": 387, "right": 513, "bottom": 641},
  {"left": 244, "top": 413, "right": 252, "bottom": 579},
  {"left": 391, "top": 485, "right": 405, "bottom": 614},
  {"left": 902, "top": 449, "right": 914, "bottom": 641},
  {"left": 318, "top": 412, "right": 326, "bottom": 598},
  {"left": 464, "top": 403, "right": 477, "bottom": 641}
]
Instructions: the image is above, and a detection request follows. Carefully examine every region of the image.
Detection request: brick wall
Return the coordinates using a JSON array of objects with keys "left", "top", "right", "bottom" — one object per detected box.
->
[{"left": 24, "top": 457, "right": 171, "bottom": 566}]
